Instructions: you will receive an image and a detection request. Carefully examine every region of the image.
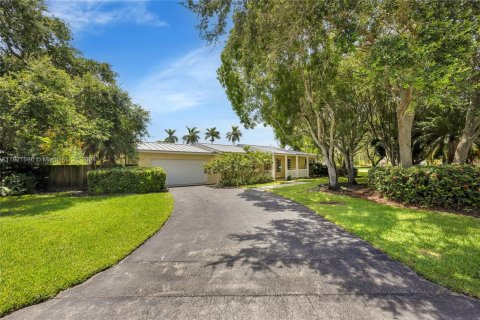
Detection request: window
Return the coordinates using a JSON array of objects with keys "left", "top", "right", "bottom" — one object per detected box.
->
[
  {"left": 276, "top": 159, "right": 281, "bottom": 172},
  {"left": 287, "top": 159, "right": 291, "bottom": 170}
]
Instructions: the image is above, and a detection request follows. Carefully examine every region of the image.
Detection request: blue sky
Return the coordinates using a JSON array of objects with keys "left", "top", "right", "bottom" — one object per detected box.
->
[{"left": 47, "top": 0, "right": 277, "bottom": 146}]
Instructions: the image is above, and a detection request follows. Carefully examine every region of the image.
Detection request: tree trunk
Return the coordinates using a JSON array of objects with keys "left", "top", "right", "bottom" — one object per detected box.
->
[
  {"left": 345, "top": 154, "right": 357, "bottom": 184},
  {"left": 325, "top": 158, "right": 338, "bottom": 189},
  {"left": 447, "top": 139, "right": 457, "bottom": 164},
  {"left": 319, "top": 145, "right": 338, "bottom": 189},
  {"left": 454, "top": 132, "right": 479, "bottom": 164},
  {"left": 454, "top": 92, "right": 479, "bottom": 164},
  {"left": 396, "top": 87, "right": 414, "bottom": 167},
  {"left": 455, "top": 43, "right": 480, "bottom": 163}
]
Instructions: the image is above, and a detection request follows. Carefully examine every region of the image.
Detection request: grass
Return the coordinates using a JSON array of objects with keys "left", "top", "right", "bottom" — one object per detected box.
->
[
  {"left": 271, "top": 179, "right": 480, "bottom": 298},
  {"left": 0, "top": 192, "right": 174, "bottom": 316}
]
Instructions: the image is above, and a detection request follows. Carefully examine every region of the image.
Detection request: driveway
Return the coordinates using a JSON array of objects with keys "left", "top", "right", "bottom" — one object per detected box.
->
[{"left": 6, "top": 186, "right": 480, "bottom": 319}]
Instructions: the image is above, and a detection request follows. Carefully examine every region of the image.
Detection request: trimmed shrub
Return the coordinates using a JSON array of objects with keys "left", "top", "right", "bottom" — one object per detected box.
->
[
  {"left": 368, "top": 165, "right": 480, "bottom": 211},
  {"left": 203, "top": 146, "right": 273, "bottom": 187},
  {"left": 0, "top": 173, "right": 37, "bottom": 196},
  {"left": 87, "top": 167, "right": 166, "bottom": 194}
]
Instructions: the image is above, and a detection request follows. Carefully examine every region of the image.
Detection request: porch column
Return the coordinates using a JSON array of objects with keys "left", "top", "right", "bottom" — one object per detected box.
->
[
  {"left": 284, "top": 154, "right": 288, "bottom": 179},
  {"left": 271, "top": 153, "right": 276, "bottom": 180},
  {"left": 295, "top": 155, "right": 299, "bottom": 178},
  {"left": 306, "top": 157, "right": 310, "bottom": 177}
]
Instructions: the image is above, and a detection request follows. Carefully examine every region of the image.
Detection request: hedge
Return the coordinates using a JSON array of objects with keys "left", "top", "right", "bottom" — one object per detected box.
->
[
  {"left": 368, "top": 165, "right": 480, "bottom": 211},
  {"left": 87, "top": 167, "right": 166, "bottom": 194}
]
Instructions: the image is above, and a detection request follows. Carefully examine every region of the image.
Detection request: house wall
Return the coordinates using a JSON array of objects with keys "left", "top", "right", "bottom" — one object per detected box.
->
[
  {"left": 138, "top": 151, "right": 311, "bottom": 183},
  {"left": 274, "top": 156, "right": 286, "bottom": 179},
  {"left": 137, "top": 151, "right": 220, "bottom": 184}
]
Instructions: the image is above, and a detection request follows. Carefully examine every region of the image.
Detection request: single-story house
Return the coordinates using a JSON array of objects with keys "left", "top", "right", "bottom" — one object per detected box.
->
[{"left": 137, "top": 142, "right": 315, "bottom": 186}]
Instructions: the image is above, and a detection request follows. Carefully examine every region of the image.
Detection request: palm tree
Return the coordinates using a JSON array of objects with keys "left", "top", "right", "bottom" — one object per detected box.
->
[
  {"left": 182, "top": 126, "right": 201, "bottom": 144},
  {"left": 226, "top": 125, "right": 242, "bottom": 145},
  {"left": 163, "top": 129, "right": 178, "bottom": 143},
  {"left": 415, "top": 108, "right": 463, "bottom": 164},
  {"left": 205, "top": 127, "right": 221, "bottom": 144}
]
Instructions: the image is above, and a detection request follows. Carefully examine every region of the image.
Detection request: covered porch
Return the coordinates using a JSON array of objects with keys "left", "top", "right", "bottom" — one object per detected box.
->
[{"left": 269, "top": 153, "right": 311, "bottom": 180}]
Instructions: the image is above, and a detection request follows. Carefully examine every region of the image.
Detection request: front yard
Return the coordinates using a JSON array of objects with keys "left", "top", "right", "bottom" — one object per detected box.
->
[
  {"left": 0, "top": 192, "right": 173, "bottom": 316},
  {"left": 272, "top": 179, "right": 480, "bottom": 299}
]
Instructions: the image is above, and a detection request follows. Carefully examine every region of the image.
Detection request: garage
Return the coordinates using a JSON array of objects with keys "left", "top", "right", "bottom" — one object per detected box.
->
[{"left": 151, "top": 159, "right": 207, "bottom": 186}]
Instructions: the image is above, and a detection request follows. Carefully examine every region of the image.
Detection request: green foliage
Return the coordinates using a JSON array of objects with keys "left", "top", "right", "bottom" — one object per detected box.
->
[
  {"left": 77, "top": 76, "right": 149, "bottom": 164},
  {"left": 225, "top": 125, "right": 242, "bottom": 145},
  {"left": 203, "top": 147, "right": 273, "bottom": 187},
  {"left": 188, "top": 0, "right": 480, "bottom": 169},
  {"left": 182, "top": 126, "right": 200, "bottom": 144},
  {"left": 0, "top": 57, "right": 79, "bottom": 155},
  {"left": 0, "top": 0, "right": 149, "bottom": 164},
  {"left": 368, "top": 165, "right": 480, "bottom": 211},
  {"left": 0, "top": 192, "right": 173, "bottom": 316},
  {"left": 163, "top": 129, "right": 178, "bottom": 143},
  {"left": 87, "top": 167, "right": 166, "bottom": 194},
  {"left": 205, "top": 127, "right": 221, "bottom": 143},
  {"left": 0, "top": 173, "right": 37, "bottom": 196}
]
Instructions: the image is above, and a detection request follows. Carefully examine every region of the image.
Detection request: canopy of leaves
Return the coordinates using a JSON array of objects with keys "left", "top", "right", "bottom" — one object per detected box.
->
[{"left": 0, "top": 0, "right": 149, "bottom": 164}]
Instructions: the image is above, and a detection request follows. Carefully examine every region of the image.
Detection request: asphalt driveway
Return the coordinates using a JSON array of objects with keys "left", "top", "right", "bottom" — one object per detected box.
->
[{"left": 6, "top": 186, "right": 480, "bottom": 319}]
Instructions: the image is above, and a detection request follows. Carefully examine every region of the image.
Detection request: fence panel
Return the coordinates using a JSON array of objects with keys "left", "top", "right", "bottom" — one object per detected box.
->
[{"left": 47, "top": 165, "right": 94, "bottom": 191}]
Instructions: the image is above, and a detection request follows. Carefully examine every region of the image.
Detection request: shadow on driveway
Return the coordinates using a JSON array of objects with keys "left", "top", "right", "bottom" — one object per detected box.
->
[{"left": 205, "top": 189, "right": 480, "bottom": 319}]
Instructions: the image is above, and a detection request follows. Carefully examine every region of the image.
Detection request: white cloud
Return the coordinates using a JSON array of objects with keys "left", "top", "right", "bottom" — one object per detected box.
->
[
  {"left": 131, "top": 47, "right": 226, "bottom": 114},
  {"left": 47, "top": 0, "right": 167, "bottom": 32},
  {"left": 130, "top": 46, "right": 278, "bottom": 146}
]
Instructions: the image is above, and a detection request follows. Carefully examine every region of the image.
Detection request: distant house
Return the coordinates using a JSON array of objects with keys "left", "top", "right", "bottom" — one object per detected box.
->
[{"left": 137, "top": 142, "right": 315, "bottom": 186}]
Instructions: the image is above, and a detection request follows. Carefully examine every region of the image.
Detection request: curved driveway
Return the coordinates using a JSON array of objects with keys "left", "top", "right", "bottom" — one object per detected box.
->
[{"left": 7, "top": 186, "right": 480, "bottom": 319}]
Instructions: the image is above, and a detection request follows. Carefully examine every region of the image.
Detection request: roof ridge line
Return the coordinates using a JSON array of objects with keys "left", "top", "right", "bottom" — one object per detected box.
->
[{"left": 193, "top": 144, "right": 221, "bottom": 153}]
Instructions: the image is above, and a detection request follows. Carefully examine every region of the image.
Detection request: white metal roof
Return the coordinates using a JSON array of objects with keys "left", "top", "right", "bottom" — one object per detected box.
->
[
  {"left": 137, "top": 142, "right": 214, "bottom": 154},
  {"left": 137, "top": 142, "right": 315, "bottom": 156},
  {"left": 239, "top": 144, "right": 315, "bottom": 156},
  {"left": 196, "top": 143, "right": 246, "bottom": 153}
]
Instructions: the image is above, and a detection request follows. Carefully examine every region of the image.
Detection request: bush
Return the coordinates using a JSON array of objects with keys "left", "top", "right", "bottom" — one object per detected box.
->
[
  {"left": 87, "top": 167, "right": 166, "bottom": 194},
  {"left": 1, "top": 173, "right": 37, "bottom": 196},
  {"left": 0, "top": 151, "right": 48, "bottom": 191},
  {"left": 310, "top": 162, "right": 329, "bottom": 176},
  {"left": 310, "top": 162, "right": 357, "bottom": 178},
  {"left": 203, "top": 146, "right": 273, "bottom": 187},
  {"left": 368, "top": 165, "right": 480, "bottom": 211},
  {"left": 337, "top": 167, "right": 358, "bottom": 178}
]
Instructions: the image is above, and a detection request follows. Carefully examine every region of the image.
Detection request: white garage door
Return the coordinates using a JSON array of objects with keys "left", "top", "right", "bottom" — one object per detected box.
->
[{"left": 151, "top": 159, "right": 207, "bottom": 186}]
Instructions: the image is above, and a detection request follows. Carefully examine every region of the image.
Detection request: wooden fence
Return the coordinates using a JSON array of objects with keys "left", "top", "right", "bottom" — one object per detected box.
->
[{"left": 47, "top": 165, "right": 94, "bottom": 191}]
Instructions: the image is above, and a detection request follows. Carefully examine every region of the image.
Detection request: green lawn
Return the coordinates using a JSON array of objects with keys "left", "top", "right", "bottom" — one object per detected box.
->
[
  {"left": 243, "top": 170, "right": 369, "bottom": 189},
  {"left": 0, "top": 192, "right": 174, "bottom": 316},
  {"left": 272, "top": 179, "right": 480, "bottom": 298}
]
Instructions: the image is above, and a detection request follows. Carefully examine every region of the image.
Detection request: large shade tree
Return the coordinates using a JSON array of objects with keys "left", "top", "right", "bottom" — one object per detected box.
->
[
  {"left": 453, "top": 3, "right": 479, "bottom": 163},
  {"left": 365, "top": 0, "right": 478, "bottom": 167},
  {"left": 189, "top": 0, "right": 363, "bottom": 188},
  {"left": 0, "top": 0, "right": 149, "bottom": 164}
]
